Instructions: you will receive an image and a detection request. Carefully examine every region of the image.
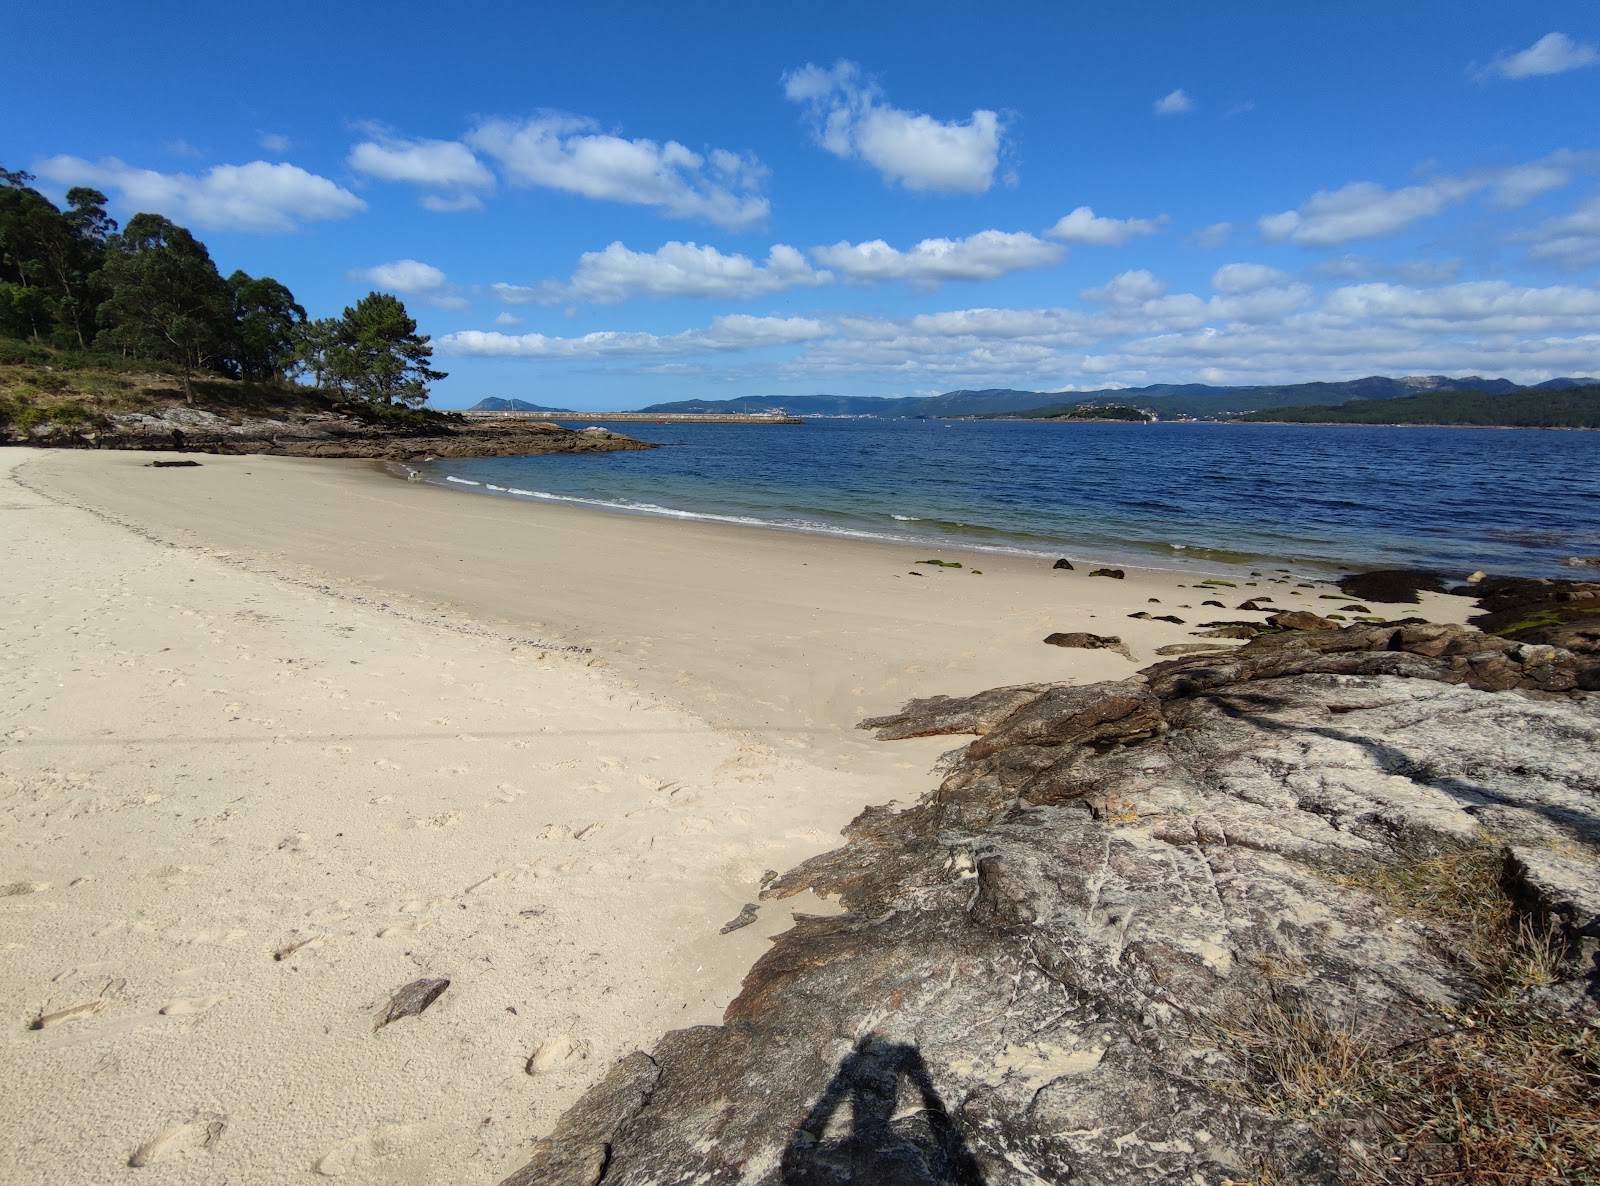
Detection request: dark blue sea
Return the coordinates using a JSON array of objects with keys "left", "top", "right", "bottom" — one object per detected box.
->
[{"left": 414, "top": 420, "right": 1600, "bottom": 579}]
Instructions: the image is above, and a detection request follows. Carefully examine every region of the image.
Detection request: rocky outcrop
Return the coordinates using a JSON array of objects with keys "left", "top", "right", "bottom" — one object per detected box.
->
[
  {"left": 502, "top": 621, "right": 1599, "bottom": 1185},
  {"left": 17, "top": 406, "right": 654, "bottom": 459}
]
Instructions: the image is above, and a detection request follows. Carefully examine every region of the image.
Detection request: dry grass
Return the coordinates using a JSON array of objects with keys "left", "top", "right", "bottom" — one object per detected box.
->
[{"left": 1213, "top": 840, "right": 1599, "bottom": 1184}]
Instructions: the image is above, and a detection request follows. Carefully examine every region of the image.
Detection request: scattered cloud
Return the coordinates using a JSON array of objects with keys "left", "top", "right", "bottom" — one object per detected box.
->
[
  {"left": 812, "top": 230, "right": 1061, "bottom": 288},
  {"left": 162, "top": 139, "right": 204, "bottom": 159},
  {"left": 467, "top": 114, "right": 768, "bottom": 229},
  {"left": 782, "top": 60, "right": 1005, "bottom": 193},
  {"left": 1259, "top": 177, "right": 1479, "bottom": 246},
  {"left": 1081, "top": 269, "right": 1168, "bottom": 305},
  {"left": 440, "top": 313, "right": 828, "bottom": 359},
  {"left": 349, "top": 259, "right": 469, "bottom": 310},
  {"left": 347, "top": 130, "right": 495, "bottom": 211},
  {"left": 1190, "top": 222, "right": 1234, "bottom": 249},
  {"left": 530, "top": 241, "right": 830, "bottom": 304},
  {"left": 1260, "top": 151, "right": 1600, "bottom": 247},
  {"left": 33, "top": 155, "right": 365, "bottom": 233},
  {"left": 258, "top": 132, "right": 292, "bottom": 154},
  {"left": 1312, "top": 254, "right": 1463, "bottom": 284},
  {"left": 1522, "top": 193, "right": 1600, "bottom": 270},
  {"left": 1153, "top": 89, "right": 1193, "bottom": 115},
  {"left": 439, "top": 269, "right": 1600, "bottom": 388},
  {"left": 1477, "top": 32, "right": 1600, "bottom": 81},
  {"left": 1210, "top": 263, "right": 1291, "bottom": 294},
  {"left": 493, "top": 312, "right": 524, "bottom": 328},
  {"left": 1045, "top": 206, "right": 1164, "bottom": 246}
]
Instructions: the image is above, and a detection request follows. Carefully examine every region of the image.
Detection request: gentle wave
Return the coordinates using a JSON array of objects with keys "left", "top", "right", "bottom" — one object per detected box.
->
[{"left": 421, "top": 474, "right": 1123, "bottom": 563}]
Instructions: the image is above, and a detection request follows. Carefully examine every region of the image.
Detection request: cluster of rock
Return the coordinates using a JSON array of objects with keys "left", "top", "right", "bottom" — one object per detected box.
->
[
  {"left": 17, "top": 405, "right": 654, "bottom": 460},
  {"left": 502, "top": 613, "right": 1599, "bottom": 1185}
]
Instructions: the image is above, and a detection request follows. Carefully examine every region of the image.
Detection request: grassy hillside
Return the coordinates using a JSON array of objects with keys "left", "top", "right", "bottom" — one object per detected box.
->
[
  {"left": 0, "top": 346, "right": 453, "bottom": 437},
  {"left": 1235, "top": 386, "right": 1600, "bottom": 428}
]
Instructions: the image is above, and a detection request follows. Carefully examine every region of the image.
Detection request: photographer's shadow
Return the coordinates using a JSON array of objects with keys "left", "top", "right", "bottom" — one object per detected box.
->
[{"left": 780, "top": 1036, "right": 986, "bottom": 1186}]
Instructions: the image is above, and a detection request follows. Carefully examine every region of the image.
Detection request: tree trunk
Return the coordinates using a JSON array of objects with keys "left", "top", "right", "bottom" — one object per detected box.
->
[{"left": 182, "top": 365, "right": 193, "bottom": 405}]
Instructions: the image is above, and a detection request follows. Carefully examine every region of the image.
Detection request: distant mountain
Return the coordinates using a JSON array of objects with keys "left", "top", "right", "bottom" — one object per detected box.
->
[
  {"left": 466, "top": 397, "right": 574, "bottom": 412},
  {"left": 983, "top": 375, "right": 1598, "bottom": 420},
  {"left": 638, "top": 390, "right": 1094, "bottom": 418},
  {"left": 1236, "top": 386, "right": 1600, "bottom": 428}
]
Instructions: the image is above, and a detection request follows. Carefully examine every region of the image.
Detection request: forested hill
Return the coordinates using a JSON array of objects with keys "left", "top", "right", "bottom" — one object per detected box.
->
[
  {"left": 635, "top": 376, "right": 1594, "bottom": 420},
  {"left": 1235, "top": 387, "right": 1600, "bottom": 428}
]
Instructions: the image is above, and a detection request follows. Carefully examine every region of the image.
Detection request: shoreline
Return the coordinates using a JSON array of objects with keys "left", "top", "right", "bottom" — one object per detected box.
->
[{"left": 1, "top": 447, "right": 1477, "bottom": 1184}]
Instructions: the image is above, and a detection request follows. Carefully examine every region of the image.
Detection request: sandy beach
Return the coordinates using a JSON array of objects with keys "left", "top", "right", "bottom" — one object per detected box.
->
[{"left": 0, "top": 447, "right": 1473, "bottom": 1184}]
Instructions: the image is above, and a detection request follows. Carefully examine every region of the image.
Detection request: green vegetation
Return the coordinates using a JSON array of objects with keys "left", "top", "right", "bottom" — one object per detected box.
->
[
  {"left": 1056, "top": 404, "right": 1152, "bottom": 421},
  {"left": 1, "top": 165, "right": 445, "bottom": 421},
  {"left": 1236, "top": 387, "right": 1600, "bottom": 428},
  {"left": 915, "top": 559, "right": 963, "bottom": 568}
]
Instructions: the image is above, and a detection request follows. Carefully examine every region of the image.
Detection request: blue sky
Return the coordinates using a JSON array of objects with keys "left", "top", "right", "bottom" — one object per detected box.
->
[{"left": 8, "top": 1, "right": 1600, "bottom": 408}]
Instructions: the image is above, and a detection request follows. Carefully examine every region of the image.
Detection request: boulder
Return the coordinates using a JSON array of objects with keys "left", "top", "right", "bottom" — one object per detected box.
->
[
  {"left": 503, "top": 621, "right": 1600, "bottom": 1185},
  {"left": 1052, "top": 558, "right": 1075, "bottom": 571},
  {"left": 1337, "top": 569, "right": 1447, "bottom": 604},
  {"left": 1089, "top": 568, "right": 1125, "bottom": 579}
]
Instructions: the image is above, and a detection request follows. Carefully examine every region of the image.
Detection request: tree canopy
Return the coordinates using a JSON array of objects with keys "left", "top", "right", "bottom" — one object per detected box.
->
[
  {"left": 1, "top": 163, "right": 447, "bottom": 409},
  {"left": 323, "top": 292, "right": 447, "bottom": 408}
]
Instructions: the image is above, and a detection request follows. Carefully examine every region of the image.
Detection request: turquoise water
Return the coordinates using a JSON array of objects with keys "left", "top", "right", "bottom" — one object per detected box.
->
[{"left": 415, "top": 419, "right": 1600, "bottom": 579}]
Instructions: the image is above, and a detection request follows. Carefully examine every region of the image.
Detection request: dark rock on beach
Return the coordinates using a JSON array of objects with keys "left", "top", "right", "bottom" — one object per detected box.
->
[
  {"left": 1052, "top": 558, "right": 1075, "bottom": 570},
  {"left": 1336, "top": 568, "right": 1447, "bottom": 604},
  {"left": 500, "top": 619, "right": 1600, "bottom": 1184},
  {"left": 1043, "top": 631, "right": 1125, "bottom": 650},
  {"left": 1089, "top": 567, "right": 1125, "bottom": 579},
  {"left": 374, "top": 977, "right": 450, "bottom": 1031}
]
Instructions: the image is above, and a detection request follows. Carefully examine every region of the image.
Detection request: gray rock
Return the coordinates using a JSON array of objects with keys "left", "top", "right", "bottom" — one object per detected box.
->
[
  {"left": 1042, "top": 631, "right": 1132, "bottom": 659},
  {"left": 373, "top": 978, "right": 449, "bottom": 1031},
  {"left": 720, "top": 903, "right": 761, "bottom": 934},
  {"left": 503, "top": 622, "right": 1600, "bottom": 1185}
]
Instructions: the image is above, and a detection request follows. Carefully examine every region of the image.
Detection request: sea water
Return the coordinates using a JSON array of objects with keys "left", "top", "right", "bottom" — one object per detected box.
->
[{"left": 415, "top": 419, "right": 1599, "bottom": 579}]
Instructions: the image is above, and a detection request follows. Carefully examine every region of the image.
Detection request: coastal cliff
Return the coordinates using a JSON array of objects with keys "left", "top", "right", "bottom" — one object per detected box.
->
[{"left": 504, "top": 612, "right": 1600, "bottom": 1185}]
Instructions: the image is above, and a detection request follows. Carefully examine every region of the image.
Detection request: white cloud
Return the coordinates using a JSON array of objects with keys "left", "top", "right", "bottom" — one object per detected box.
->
[
  {"left": 1045, "top": 206, "right": 1164, "bottom": 246},
  {"left": 537, "top": 241, "right": 830, "bottom": 304},
  {"left": 439, "top": 314, "right": 828, "bottom": 359},
  {"left": 349, "top": 259, "right": 469, "bottom": 310},
  {"left": 467, "top": 114, "right": 768, "bottom": 230},
  {"left": 1478, "top": 32, "right": 1600, "bottom": 81},
  {"left": 1260, "top": 152, "right": 1600, "bottom": 248},
  {"left": 33, "top": 155, "right": 365, "bottom": 233},
  {"left": 347, "top": 132, "right": 494, "bottom": 211},
  {"left": 1153, "top": 89, "right": 1194, "bottom": 115},
  {"left": 782, "top": 60, "right": 1004, "bottom": 193},
  {"left": 1523, "top": 193, "right": 1600, "bottom": 269},
  {"left": 1259, "top": 177, "right": 1479, "bottom": 246},
  {"left": 1211, "top": 263, "right": 1291, "bottom": 294},
  {"left": 494, "top": 312, "right": 524, "bottom": 328},
  {"left": 1081, "top": 269, "right": 1168, "bottom": 305},
  {"left": 1190, "top": 222, "right": 1234, "bottom": 249},
  {"left": 258, "top": 132, "right": 291, "bottom": 154},
  {"left": 441, "top": 272, "right": 1600, "bottom": 389},
  {"left": 162, "top": 139, "right": 203, "bottom": 159},
  {"left": 811, "top": 230, "right": 1061, "bottom": 288}
]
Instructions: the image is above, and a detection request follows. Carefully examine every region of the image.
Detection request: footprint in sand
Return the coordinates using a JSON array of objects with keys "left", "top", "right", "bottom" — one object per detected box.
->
[
  {"left": 373, "top": 758, "right": 400, "bottom": 771},
  {"left": 128, "top": 1114, "right": 227, "bottom": 1167},
  {"left": 409, "top": 812, "right": 460, "bottom": 829},
  {"left": 1, "top": 881, "right": 49, "bottom": 897},
  {"left": 526, "top": 1033, "right": 590, "bottom": 1074},
  {"left": 159, "top": 994, "right": 227, "bottom": 1016},
  {"left": 312, "top": 1124, "right": 419, "bottom": 1176},
  {"left": 376, "top": 917, "right": 435, "bottom": 939},
  {"left": 30, "top": 999, "right": 109, "bottom": 1029},
  {"left": 273, "top": 934, "right": 332, "bottom": 962}
]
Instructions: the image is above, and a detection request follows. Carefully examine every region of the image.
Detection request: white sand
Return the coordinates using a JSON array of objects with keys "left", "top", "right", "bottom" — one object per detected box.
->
[{"left": 0, "top": 448, "right": 1473, "bottom": 1183}]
